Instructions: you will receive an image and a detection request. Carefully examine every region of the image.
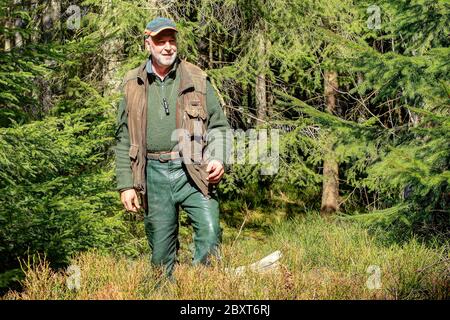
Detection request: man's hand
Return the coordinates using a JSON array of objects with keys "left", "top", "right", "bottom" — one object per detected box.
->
[
  {"left": 206, "top": 160, "right": 224, "bottom": 184},
  {"left": 120, "top": 188, "right": 141, "bottom": 212}
]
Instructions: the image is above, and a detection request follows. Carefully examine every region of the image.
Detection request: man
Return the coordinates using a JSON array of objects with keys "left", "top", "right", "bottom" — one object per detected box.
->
[{"left": 115, "top": 17, "right": 230, "bottom": 277}]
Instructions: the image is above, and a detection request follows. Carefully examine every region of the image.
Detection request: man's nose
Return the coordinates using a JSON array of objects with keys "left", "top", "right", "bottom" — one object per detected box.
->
[{"left": 163, "top": 42, "right": 172, "bottom": 51}]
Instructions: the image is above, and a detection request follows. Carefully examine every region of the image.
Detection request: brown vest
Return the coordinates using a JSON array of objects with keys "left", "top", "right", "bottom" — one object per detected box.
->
[{"left": 122, "top": 59, "right": 210, "bottom": 197}]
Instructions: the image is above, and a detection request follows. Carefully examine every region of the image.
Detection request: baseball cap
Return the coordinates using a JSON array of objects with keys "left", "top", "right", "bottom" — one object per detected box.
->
[{"left": 144, "top": 17, "right": 178, "bottom": 38}]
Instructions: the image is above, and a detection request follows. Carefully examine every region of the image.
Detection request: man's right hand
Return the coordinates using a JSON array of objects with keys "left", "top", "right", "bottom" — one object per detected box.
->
[{"left": 120, "top": 188, "right": 141, "bottom": 212}]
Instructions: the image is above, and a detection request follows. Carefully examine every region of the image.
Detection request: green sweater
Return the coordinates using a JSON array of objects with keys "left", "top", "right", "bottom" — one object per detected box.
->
[{"left": 115, "top": 59, "right": 230, "bottom": 191}]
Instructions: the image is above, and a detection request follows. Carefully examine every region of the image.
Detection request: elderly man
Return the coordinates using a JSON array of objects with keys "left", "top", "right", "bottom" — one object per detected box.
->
[{"left": 115, "top": 17, "right": 230, "bottom": 277}]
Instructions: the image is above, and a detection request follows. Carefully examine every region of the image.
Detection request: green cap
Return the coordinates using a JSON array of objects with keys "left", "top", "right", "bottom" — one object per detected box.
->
[{"left": 144, "top": 17, "right": 177, "bottom": 37}]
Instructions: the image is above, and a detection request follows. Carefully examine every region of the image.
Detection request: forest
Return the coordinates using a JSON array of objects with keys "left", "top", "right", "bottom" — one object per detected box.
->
[{"left": 0, "top": 0, "right": 448, "bottom": 300}]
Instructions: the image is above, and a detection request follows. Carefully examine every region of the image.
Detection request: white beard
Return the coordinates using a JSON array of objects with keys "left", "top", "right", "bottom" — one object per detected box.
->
[{"left": 152, "top": 51, "right": 177, "bottom": 68}]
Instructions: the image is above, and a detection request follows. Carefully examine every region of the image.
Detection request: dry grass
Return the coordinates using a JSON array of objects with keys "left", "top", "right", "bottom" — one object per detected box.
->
[{"left": 2, "top": 215, "right": 449, "bottom": 300}]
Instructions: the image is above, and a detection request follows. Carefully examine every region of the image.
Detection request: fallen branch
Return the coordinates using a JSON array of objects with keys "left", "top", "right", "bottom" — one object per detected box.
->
[{"left": 226, "top": 251, "right": 283, "bottom": 276}]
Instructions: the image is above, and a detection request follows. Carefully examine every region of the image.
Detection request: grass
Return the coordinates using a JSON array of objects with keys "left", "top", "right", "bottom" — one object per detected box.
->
[{"left": 2, "top": 213, "right": 449, "bottom": 300}]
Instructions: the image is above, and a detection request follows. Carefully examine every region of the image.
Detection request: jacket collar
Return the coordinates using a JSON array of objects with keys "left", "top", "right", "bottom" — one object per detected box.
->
[
  {"left": 136, "top": 60, "right": 148, "bottom": 85},
  {"left": 177, "top": 59, "right": 195, "bottom": 96},
  {"left": 135, "top": 57, "right": 195, "bottom": 95}
]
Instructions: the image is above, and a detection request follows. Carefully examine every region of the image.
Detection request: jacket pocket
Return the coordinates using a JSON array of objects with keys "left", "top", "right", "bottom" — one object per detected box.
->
[
  {"left": 185, "top": 100, "right": 207, "bottom": 120},
  {"left": 181, "top": 97, "right": 207, "bottom": 164}
]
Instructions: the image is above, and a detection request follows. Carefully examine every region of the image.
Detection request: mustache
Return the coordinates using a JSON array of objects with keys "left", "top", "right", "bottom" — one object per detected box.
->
[{"left": 156, "top": 52, "right": 177, "bottom": 66}]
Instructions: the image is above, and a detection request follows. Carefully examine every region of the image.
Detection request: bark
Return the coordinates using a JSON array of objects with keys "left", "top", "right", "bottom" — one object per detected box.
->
[
  {"left": 102, "top": 38, "right": 124, "bottom": 95},
  {"left": 14, "top": 0, "right": 23, "bottom": 48},
  {"left": 324, "top": 70, "right": 338, "bottom": 114},
  {"left": 42, "top": 0, "right": 60, "bottom": 42},
  {"left": 255, "top": 31, "right": 267, "bottom": 125},
  {"left": 29, "top": 0, "right": 39, "bottom": 43},
  {"left": 209, "top": 31, "right": 213, "bottom": 69},
  {"left": 5, "top": 25, "right": 12, "bottom": 51},
  {"left": 267, "top": 81, "right": 274, "bottom": 119},
  {"left": 40, "top": 0, "right": 61, "bottom": 114},
  {"left": 321, "top": 70, "right": 340, "bottom": 215},
  {"left": 321, "top": 155, "right": 339, "bottom": 214},
  {"left": 357, "top": 72, "right": 364, "bottom": 86},
  {"left": 101, "top": 2, "right": 124, "bottom": 95},
  {"left": 255, "top": 73, "right": 266, "bottom": 124},
  {"left": 218, "top": 34, "right": 223, "bottom": 63},
  {"left": 245, "top": 82, "right": 252, "bottom": 126},
  {"left": 198, "top": 38, "right": 209, "bottom": 70},
  {"left": 4, "top": 5, "right": 12, "bottom": 51},
  {"left": 408, "top": 108, "right": 421, "bottom": 127}
]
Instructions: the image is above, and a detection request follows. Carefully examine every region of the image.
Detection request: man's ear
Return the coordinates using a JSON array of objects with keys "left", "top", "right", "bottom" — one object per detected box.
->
[{"left": 144, "top": 38, "right": 151, "bottom": 52}]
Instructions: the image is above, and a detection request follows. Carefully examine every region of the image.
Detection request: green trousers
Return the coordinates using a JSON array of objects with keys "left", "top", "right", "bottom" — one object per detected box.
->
[{"left": 144, "top": 158, "right": 221, "bottom": 276}]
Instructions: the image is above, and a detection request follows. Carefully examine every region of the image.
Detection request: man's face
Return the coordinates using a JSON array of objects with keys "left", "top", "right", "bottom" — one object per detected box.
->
[{"left": 145, "top": 30, "right": 177, "bottom": 67}]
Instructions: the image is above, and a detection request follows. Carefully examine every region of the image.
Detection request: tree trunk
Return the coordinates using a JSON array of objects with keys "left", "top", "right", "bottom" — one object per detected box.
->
[
  {"left": 255, "top": 31, "right": 267, "bottom": 125},
  {"left": 321, "top": 70, "right": 340, "bottom": 214},
  {"left": 101, "top": 2, "right": 124, "bottom": 95},
  {"left": 267, "top": 83, "right": 273, "bottom": 119},
  {"left": 42, "top": 0, "right": 60, "bottom": 42},
  {"left": 14, "top": 0, "right": 23, "bottom": 48},
  {"left": 102, "top": 39, "right": 124, "bottom": 95},
  {"left": 209, "top": 31, "right": 213, "bottom": 69},
  {"left": 357, "top": 72, "right": 364, "bottom": 86},
  {"left": 40, "top": 0, "right": 61, "bottom": 114},
  {"left": 321, "top": 154, "right": 339, "bottom": 214},
  {"left": 256, "top": 73, "right": 266, "bottom": 124},
  {"left": 30, "top": 0, "right": 39, "bottom": 43},
  {"left": 4, "top": 5, "right": 12, "bottom": 51},
  {"left": 324, "top": 70, "right": 338, "bottom": 114}
]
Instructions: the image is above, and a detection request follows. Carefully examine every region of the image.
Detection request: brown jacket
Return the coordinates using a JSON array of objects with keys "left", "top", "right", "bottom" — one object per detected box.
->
[{"left": 122, "top": 59, "right": 210, "bottom": 196}]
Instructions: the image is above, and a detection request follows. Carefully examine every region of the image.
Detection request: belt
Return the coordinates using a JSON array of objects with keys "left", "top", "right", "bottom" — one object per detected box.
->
[{"left": 146, "top": 151, "right": 181, "bottom": 162}]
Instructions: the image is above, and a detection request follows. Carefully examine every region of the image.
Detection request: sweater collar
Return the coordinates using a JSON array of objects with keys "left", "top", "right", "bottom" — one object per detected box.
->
[{"left": 146, "top": 56, "right": 178, "bottom": 80}]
